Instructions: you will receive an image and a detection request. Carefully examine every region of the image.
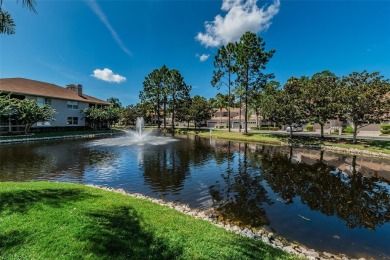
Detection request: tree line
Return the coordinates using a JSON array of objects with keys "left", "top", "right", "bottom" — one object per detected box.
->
[{"left": 1, "top": 31, "right": 389, "bottom": 142}]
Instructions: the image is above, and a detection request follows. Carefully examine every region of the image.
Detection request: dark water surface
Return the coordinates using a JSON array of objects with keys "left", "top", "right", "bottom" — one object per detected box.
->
[{"left": 1, "top": 135, "right": 390, "bottom": 259}]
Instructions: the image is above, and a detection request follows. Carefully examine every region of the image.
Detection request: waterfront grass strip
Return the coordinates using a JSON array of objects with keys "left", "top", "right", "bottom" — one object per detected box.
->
[{"left": 0, "top": 182, "right": 296, "bottom": 259}]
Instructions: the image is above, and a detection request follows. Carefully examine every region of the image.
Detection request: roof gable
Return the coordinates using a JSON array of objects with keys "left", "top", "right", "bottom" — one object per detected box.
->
[{"left": 0, "top": 78, "right": 111, "bottom": 105}]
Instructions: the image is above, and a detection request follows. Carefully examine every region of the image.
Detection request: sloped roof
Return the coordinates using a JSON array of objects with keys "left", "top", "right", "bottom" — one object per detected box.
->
[{"left": 0, "top": 78, "right": 111, "bottom": 105}]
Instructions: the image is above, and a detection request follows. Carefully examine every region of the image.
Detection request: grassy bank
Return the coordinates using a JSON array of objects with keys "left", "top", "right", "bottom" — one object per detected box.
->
[
  {"left": 0, "top": 182, "right": 295, "bottom": 259},
  {"left": 179, "top": 129, "right": 390, "bottom": 155}
]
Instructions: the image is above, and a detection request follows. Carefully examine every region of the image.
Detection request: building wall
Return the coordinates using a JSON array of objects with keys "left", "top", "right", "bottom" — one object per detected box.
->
[{"left": 26, "top": 95, "right": 88, "bottom": 127}]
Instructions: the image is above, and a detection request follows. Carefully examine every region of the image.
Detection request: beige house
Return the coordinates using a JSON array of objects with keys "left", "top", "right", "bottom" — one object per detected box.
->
[
  {"left": 207, "top": 108, "right": 260, "bottom": 129},
  {"left": 0, "top": 78, "right": 110, "bottom": 133}
]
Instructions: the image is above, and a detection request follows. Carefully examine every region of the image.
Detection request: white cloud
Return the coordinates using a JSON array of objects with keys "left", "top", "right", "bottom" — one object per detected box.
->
[
  {"left": 196, "top": 0, "right": 280, "bottom": 47},
  {"left": 86, "top": 0, "right": 132, "bottom": 56},
  {"left": 91, "top": 68, "right": 126, "bottom": 83},
  {"left": 196, "top": 53, "right": 210, "bottom": 62}
]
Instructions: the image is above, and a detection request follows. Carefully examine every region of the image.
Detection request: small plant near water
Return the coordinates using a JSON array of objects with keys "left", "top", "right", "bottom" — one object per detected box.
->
[
  {"left": 305, "top": 124, "right": 314, "bottom": 132},
  {"left": 381, "top": 124, "right": 390, "bottom": 135}
]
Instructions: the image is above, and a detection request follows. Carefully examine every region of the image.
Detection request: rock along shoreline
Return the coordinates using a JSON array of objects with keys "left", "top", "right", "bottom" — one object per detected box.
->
[{"left": 87, "top": 184, "right": 366, "bottom": 260}]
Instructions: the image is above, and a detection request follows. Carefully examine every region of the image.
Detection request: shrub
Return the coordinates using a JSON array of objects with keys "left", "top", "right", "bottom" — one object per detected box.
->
[
  {"left": 381, "top": 124, "right": 390, "bottom": 135},
  {"left": 343, "top": 126, "right": 354, "bottom": 134},
  {"left": 305, "top": 124, "right": 314, "bottom": 132}
]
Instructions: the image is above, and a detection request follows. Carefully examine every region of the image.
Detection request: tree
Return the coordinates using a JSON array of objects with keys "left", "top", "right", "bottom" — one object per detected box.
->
[
  {"left": 12, "top": 99, "right": 55, "bottom": 134},
  {"left": 1, "top": 0, "right": 37, "bottom": 34},
  {"left": 121, "top": 104, "right": 138, "bottom": 126},
  {"left": 268, "top": 77, "right": 307, "bottom": 138},
  {"left": 212, "top": 42, "right": 237, "bottom": 132},
  {"left": 339, "top": 71, "right": 390, "bottom": 143},
  {"left": 175, "top": 95, "right": 192, "bottom": 128},
  {"left": 302, "top": 71, "right": 340, "bottom": 139},
  {"left": 167, "top": 69, "right": 191, "bottom": 130},
  {"left": 189, "top": 95, "right": 212, "bottom": 129},
  {"left": 107, "top": 97, "right": 122, "bottom": 108},
  {"left": 140, "top": 67, "right": 164, "bottom": 128},
  {"left": 235, "top": 32, "right": 275, "bottom": 133},
  {"left": 212, "top": 93, "right": 229, "bottom": 127}
]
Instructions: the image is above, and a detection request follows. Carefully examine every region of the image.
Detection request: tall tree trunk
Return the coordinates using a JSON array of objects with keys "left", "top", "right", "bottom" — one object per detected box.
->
[
  {"left": 320, "top": 123, "right": 324, "bottom": 139},
  {"left": 163, "top": 98, "right": 167, "bottom": 128},
  {"left": 239, "top": 96, "right": 242, "bottom": 133},
  {"left": 228, "top": 74, "right": 231, "bottom": 132},
  {"left": 353, "top": 122, "right": 358, "bottom": 144},
  {"left": 244, "top": 68, "right": 249, "bottom": 134},
  {"left": 157, "top": 99, "right": 160, "bottom": 129},
  {"left": 172, "top": 94, "right": 175, "bottom": 131},
  {"left": 289, "top": 124, "right": 293, "bottom": 138},
  {"left": 220, "top": 107, "right": 222, "bottom": 127}
]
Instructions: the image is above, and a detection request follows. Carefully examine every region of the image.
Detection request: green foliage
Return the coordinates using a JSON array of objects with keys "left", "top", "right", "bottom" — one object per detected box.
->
[
  {"left": 235, "top": 31, "right": 275, "bottom": 133},
  {"left": 84, "top": 106, "right": 121, "bottom": 130},
  {"left": 268, "top": 77, "right": 307, "bottom": 138},
  {"left": 339, "top": 71, "right": 390, "bottom": 143},
  {"left": 212, "top": 42, "right": 237, "bottom": 131},
  {"left": 380, "top": 124, "right": 390, "bottom": 135},
  {"left": 343, "top": 126, "right": 355, "bottom": 134},
  {"left": 1, "top": 0, "right": 37, "bottom": 35},
  {"left": 107, "top": 97, "right": 122, "bottom": 108},
  {"left": 302, "top": 70, "right": 340, "bottom": 138},
  {"left": 12, "top": 99, "right": 55, "bottom": 133},
  {"left": 305, "top": 124, "right": 314, "bottom": 132},
  {"left": 140, "top": 65, "right": 191, "bottom": 129},
  {"left": 189, "top": 95, "right": 212, "bottom": 129}
]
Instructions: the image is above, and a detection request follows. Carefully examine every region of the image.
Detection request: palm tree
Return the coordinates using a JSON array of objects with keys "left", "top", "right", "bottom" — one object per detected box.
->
[
  {"left": 1, "top": 0, "right": 37, "bottom": 34},
  {"left": 212, "top": 93, "right": 228, "bottom": 128}
]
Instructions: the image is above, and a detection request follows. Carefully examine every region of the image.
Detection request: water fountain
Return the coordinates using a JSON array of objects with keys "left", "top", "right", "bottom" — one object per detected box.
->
[{"left": 88, "top": 117, "right": 177, "bottom": 147}]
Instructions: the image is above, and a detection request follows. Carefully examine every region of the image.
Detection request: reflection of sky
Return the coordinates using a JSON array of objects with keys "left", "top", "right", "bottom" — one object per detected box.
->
[{"left": 1, "top": 137, "right": 390, "bottom": 259}]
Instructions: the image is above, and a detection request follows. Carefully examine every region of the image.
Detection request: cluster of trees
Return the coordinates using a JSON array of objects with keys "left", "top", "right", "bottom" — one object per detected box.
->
[
  {"left": 0, "top": 94, "right": 55, "bottom": 134},
  {"left": 139, "top": 65, "right": 193, "bottom": 130},
  {"left": 266, "top": 70, "right": 390, "bottom": 142}
]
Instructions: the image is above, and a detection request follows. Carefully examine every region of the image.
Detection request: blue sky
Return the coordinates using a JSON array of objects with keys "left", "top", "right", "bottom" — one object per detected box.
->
[{"left": 1, "top": 0, "right": 389, "bottom": 106}]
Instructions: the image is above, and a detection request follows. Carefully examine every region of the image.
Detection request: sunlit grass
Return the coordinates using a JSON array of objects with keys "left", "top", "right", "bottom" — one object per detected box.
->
[{"left": 0, "top": 182, "right": 296, "bottom": 259}]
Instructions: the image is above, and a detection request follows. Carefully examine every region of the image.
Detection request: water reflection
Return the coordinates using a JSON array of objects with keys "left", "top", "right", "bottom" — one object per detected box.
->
[
  {"left": 259, "top": 148, "right": 390, "bottom": 230},
  {"left": 209, "top": 142, "right": 272, "bottom": 227},
  {"left": 1, "top": 137, "right": 390, "bottom": 258}
]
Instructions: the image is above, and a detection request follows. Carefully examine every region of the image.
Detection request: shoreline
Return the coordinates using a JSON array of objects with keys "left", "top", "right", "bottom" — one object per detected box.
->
[
  {"left": 87, "top": 184, "right": 362, "bottom": 260},
  {"left": 2, "top": 131, "right": 389, "bottom": 159}
]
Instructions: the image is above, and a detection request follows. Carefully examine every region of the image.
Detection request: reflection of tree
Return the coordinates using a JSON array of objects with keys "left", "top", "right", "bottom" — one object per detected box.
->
[
  {"left": 143, "top": 145, "right": 189, "bottom": 193},
  {"left": 260, "top": 151, "right": 390, "bottom": 230},
  {"left": 0, "top": 140, "right": 117, "bottom": 181},
  {"left": 142, "top": 137, "right": 213, "bottom": 193},
  {"left": 210, "top": 143, "right": 271, "bottom": 227}
]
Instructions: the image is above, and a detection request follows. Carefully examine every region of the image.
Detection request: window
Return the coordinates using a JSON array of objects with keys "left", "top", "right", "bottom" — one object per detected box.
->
[
  {"left": 67, "top": 101, "right": 78, "bottom": 109},
  {"left": 37, "top": 97, "right": 51, "bottom": 107},
  {"left": 67, "top": 117, "right": 78, "bottom": 125},
  {"left": 36, "top": 121, "right": 51, "bottom": 126}
]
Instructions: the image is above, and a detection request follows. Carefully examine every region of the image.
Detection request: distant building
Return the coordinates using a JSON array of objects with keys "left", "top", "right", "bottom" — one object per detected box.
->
[{"left": 0, "top": 78, "right": 110, "bottom": 132}]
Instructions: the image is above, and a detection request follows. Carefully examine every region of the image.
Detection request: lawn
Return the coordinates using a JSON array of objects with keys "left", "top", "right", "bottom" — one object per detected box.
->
[
  {"left": 0, "top": 182, "right": 296, "bottom": 259},
  {"left": 183, "top": 129, "right": 390, "bottom": 155}
]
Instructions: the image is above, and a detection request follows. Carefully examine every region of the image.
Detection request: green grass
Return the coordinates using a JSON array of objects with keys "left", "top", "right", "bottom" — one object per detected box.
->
[
  {"left": 0, "top": 182, "right": 296, "bottom": 259},
  {"left": 182, "top": 129, "right": 390, "bottom": 155}
]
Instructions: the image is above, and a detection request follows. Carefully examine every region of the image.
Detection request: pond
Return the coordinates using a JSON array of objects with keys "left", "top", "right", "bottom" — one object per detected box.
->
[{"left": 0, "top": 134, "right": 389, "bottom": 259}]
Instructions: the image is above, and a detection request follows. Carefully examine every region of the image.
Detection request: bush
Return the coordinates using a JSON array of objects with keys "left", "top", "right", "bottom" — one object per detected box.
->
[
  {"left": 305, "top": 124, "right": 314, "bottom": 132},
  {"left": 381, "top": 124, "right": 390, "bottom": 135},
  {"left": 343, "top": 126, "right": 355, "bottom": 134}
]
